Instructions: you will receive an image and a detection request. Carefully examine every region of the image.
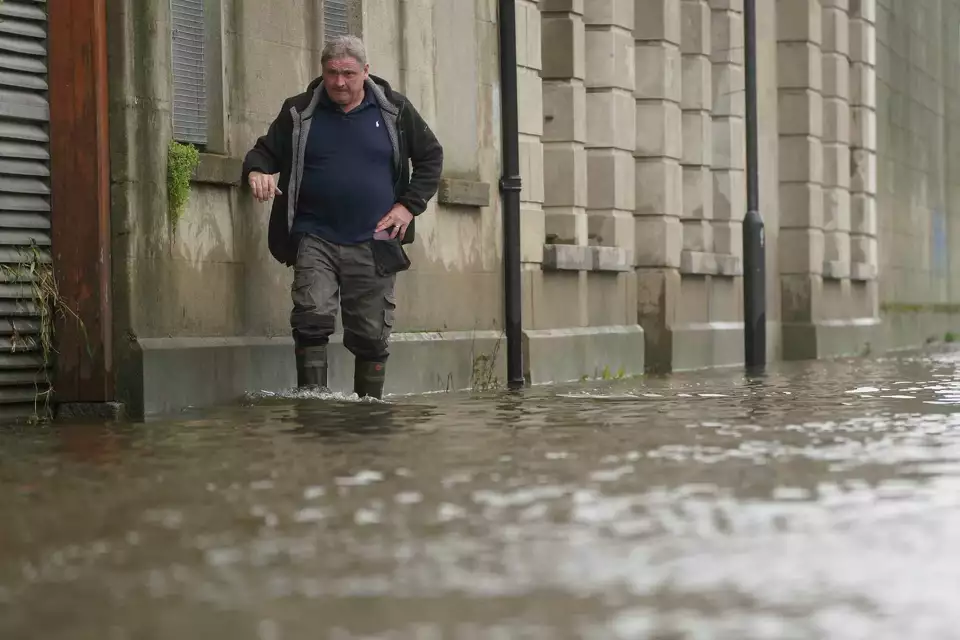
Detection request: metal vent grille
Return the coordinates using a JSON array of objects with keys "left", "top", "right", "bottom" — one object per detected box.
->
[
  {"left": 324, "top": 0, "right": 350, "bottom": 41},
  {"left": 171, "top": 0, "right": 207, "bottom": 145},
  {"left": 0, "top": 0, "right": 53, "bottom": 420}
]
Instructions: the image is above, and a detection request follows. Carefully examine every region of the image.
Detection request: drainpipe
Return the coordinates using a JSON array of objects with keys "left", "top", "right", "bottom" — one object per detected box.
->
[
  {"left": 743, "top": 0, "right": 766, "bottom": 370},
  {"left": 498, "top": 0, "right": 525, "bottom": 389}
]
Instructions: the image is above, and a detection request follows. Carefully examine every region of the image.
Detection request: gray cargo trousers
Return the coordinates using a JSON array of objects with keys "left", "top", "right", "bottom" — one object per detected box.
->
[{"left": 290, "top": 233, "right": 396, "bottom": 362}]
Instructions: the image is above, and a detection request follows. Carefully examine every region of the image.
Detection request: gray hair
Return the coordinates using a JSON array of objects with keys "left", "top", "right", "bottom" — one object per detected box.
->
[{"left": 321, "top": 35, "right": 367, "bottom": 67}]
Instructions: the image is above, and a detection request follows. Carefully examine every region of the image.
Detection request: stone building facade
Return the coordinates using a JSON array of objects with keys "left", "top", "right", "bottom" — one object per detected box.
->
[{"left": 2, "top": 0, "right": 957, "bottom": 419}]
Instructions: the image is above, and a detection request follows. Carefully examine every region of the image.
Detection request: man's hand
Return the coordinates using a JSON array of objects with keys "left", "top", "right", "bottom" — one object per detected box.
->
[
  {"left": 248, "top": 171, "right": 282, "bottom": 203},
  {"left": 375, "top": 203, "right": 414, "bottom": 240}
]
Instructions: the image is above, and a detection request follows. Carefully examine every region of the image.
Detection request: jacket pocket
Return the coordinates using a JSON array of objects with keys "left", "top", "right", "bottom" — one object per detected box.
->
[{"left": 371, "top": 239, "right": 411, "bottom": 276}]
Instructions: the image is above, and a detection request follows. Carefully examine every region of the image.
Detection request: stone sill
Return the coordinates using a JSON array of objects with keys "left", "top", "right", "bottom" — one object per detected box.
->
[
  {"left": 680, "top": 251, "right": 742, "bottom": 276},
  {"left": 850, "top": 262, "right": 877, "bottom": 281},
  {"left": 438, "top": 177, "right": 491, "bottom": 208},
  {"left": 822, "top": 260, "right": 850, "bottom": 280},
  {"left": 191, "top": 153, "right": 242, "bottom": 187},
  {"left": 542, "top": 244, "right": 633, "bottom": 272}
]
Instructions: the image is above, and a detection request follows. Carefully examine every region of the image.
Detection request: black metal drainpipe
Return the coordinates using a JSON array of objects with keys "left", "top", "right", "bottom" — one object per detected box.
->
[
  {"left": 498, "top": 0, "right": 525, "bottom": 389},
  {"left": 743, "top": 0, "right": 766, "bottom": 370}
]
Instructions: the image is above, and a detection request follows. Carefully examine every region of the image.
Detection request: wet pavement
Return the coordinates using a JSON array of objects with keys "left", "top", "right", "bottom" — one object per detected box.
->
[{"left": 3, "top": 349, "right": 960, "bottom": 639}]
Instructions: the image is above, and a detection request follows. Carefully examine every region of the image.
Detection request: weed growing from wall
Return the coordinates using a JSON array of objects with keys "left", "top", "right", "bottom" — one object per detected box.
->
[{"left": 167, "top": 140, "right": 200, "bottom": 228}]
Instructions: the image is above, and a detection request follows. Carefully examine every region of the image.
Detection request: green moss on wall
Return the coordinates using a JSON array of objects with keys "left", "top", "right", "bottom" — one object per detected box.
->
[{"left": 167, "top": 140, "right": 200, "bottom": 228}]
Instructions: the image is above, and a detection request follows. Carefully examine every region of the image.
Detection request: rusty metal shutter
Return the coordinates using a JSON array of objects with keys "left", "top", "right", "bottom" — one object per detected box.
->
[
  {"left": 0, "top": 0, "right": 52, "bottom": 419},
  {"left": 324, "top": 0, "right": 350, "bottom": 41},
  {"left": 171, "top": 0, "right": 207, "bottom": 145}
]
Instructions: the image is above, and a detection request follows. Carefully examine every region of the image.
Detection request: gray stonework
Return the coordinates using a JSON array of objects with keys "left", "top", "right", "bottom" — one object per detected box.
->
[{"left": 98, "top": 0, "right": 960, "bottom": 418}]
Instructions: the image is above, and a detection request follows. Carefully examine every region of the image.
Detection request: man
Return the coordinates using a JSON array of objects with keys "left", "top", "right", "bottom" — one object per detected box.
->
[{"left": 242, "top": 35, "right": 443, "bottom": 399}]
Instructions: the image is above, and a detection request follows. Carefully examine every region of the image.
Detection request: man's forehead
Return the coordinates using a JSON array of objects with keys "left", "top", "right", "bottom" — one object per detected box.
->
[{"left": 324, "top": 56, "right": 363, "bottom": 71}]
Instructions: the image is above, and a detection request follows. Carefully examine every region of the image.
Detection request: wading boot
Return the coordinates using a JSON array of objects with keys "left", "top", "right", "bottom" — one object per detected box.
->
[
  {"left": 295, "top": 345, "right": 328, "bottom": 391},
  {"left": 354, "top": 359, "right": 386, "bottom": 400}
]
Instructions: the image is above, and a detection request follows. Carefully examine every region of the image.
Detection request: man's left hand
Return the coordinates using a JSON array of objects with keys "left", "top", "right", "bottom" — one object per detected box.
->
[{"left": 375, "top": 204, "right": 414, "bottom": 240}]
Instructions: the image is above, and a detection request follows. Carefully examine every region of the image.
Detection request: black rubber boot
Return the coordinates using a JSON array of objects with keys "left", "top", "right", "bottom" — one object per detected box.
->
[
  {"left": 295, "top": 345, "right": 328, "bottom": 390},
  {"left": 354, "top": 359, "right": 386, "bottom": 399}
]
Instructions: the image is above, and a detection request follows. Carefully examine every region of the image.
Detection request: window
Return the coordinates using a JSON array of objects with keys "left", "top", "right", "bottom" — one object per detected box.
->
[
  {"left": 171, "top": 0, "right": 207, "bottom": 145},
  {"left": 323, "top": 0, "right": 350, "bottom": 41}
]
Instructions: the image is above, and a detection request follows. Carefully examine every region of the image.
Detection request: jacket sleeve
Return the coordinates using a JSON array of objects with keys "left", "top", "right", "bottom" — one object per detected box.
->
[
  {"left": 241, "top": 100, "right": 289, "bottom": 184},
  {"left": 397, "top": 102, "right": 444, "bottom": 216}
]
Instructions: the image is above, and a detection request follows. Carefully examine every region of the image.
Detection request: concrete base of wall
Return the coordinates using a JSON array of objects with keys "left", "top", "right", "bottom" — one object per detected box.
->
[
  {"left": 119, "top": 326, "right": 646, "bottom": 419},
  {"left": 878, "top": 310, "right": 960, "bottom": 352},
  {"left": 782, "top": 318, "right": 880, "bottom": 360},
  {"left": 672, "top": 321, "right": 745, "bottom": 371}
]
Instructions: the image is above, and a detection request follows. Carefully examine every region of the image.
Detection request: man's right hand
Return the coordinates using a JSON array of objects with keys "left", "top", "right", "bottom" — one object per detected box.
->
[{"left": 248, "top": 171, "right": 283, "bottom": 203}]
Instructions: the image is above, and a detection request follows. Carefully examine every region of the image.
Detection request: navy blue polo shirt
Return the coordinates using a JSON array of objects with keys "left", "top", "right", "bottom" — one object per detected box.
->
[{"left": 292, "top": 88, "right": 395, "bottom": 245}]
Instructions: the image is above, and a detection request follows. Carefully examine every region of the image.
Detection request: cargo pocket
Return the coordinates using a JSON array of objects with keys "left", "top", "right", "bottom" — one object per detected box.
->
[
  {"left": 380, "top": 291, "right": 396, "bottom": 342},
  {"left": 371, "top": 239, "right": 411, "bottom": 276}
]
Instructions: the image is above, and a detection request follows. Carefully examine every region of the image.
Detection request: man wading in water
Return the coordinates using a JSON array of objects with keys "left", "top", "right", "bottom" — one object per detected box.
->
[{"left": 242, "top": 35, "right": 443, "bottom": 400}]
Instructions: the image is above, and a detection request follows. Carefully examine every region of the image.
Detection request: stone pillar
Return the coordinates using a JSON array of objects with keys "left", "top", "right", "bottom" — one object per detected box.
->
[
  {"left": 821, "top": 0, "right": 851, "bottom": 279},
  {"left": 635, "top": 0, "right": 682, "bottom": 370},
  {"left": 710, "top": 0, "right": 744, "bottom": 259},
  {"left": 517, "top": 0, "right": 546, "bottom": 269},
  {"left": 849, "top": 0, "right": 878, "bottom": 281},
  {"left": 778, "top": 0, "right": 824, "bottom": 357},
  {"left": 585, "top": 0, "right": 635, "bottom": 257},
  {"left": 541, "top": 0, "right": 588, "bottom": 245},
  {"left": 680, "top": 0, "right": 714, "bottom": 261}
]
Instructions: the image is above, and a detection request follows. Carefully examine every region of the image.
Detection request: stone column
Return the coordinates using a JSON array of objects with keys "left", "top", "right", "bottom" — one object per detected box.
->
[
  {"left": 710, "top": 0, "right": 744, "bottom": 260},
  {"left": 680, "top": 0, "right": 714, "bottom": 263},
  {"left": 821, "top": 0, "right": 851, "bottom": 279},
  {"left": 778, "top": 0, "right": 824, "bottom": 356},
  {"left": 517, "top": 0, "right": 546, "bottom": 269},
  {"left": 634, "top": 0, "right": 682, "bottom": 371},
  {"left": 541, "top": 0, "right": 588, "bottom": 245},
  {"left": 849, "top": 0, "right": 878, "bottom": 281},
  {"left": 585, "top": 0, "right": 635, "bottom": 257}
]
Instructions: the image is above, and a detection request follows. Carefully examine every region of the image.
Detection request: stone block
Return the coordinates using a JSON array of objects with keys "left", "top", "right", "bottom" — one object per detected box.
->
[
  {"left": 822, "top": 259, "right": 849, "bottom": 280},
  {"left": 588, "top": 210, "right": 635, "bottom": 251},
  {"left": 779, "top": 182, "right": 823, "bottom": 229},
  {"left": 777, "top": 42, "right": 822, "bottom": 91},
  {"left": 712, "top": 169, "right": 745, "bottom": 221},
  {"left": 634, "top": 0, "right": 681, "bottom": 44},
  {"left": 849, "top": 0, "right": 875, "bottom": 23},
  {"left": 821, "top": 52, "right": 849, "bottom": 99},
  {"left": 821, "top": 6, "right": 849, "bottom": 55},
  {"left": 681, "top": 54, "right": 712, "bottom": 110},
  {"left": 594, "top": 245, "right": 633, "bottom": 271},
  {"left": 712, "top": 116, "right": 745, "bottom": 170},
  {"left": 522, "top": 0, "right": 543, "bottom": 71},
  {"left": 634, "top": 215, "right": 683, "bottom": 267},
  {"left": 518, "top": 67, "right": 544, "bottom": 137},
  {"left": 777, "top": 89, "right": 823, "bottom": 137},
  {"left": 585, "top": 27, "right": 635, "bottom": 90},
  {"left": 635, "top": 159, "right": 683, "bottom": 216},
  {"left": 850, "top": 106, "right": 877, "bottom": 151},
  {"left": 635, "top": 101, "right": 683, "bottom": 159},
  {"left": 823, "top": 228, "right": 850, "bottom": 263},
  {"left": 584, "top": 0, "right": 633, "bottom": 27},
  {"left": 779, "top": 227, "right": 825, "bottom": 274},
  {"left": 710, "top": 0, "right": 742, "bottom": 9},
  {"left": 519, "top": 135, "right": 545, "bottom": 203},
  {"left": 850, "top": 148, "right": 877, "bottom": 194},
  {"left": 543, "top": 80, "right": 588, "bottom": 143},
  {"left": 543, "top": 142, "right": 589, "bottom": 206},
  {"left": 682, "top": 219, "right": 713, "bottom": 252},
  {"left": 822, "top": 97, "right": 850, "bottom": 143},
  {"left": 588, "top": 149, "right": 635, "bottom": 210},
  {"left": 681, "top": 0, "right": 711, "bottom": 56},
  {"left": 777, "top": 0, "right": 822, "bottom": 44},
  {"left": 680, "top": 250, "right": 718, "bottom": 274},
  {"left": 822, "top": 143, "right": 850, "bottom": 189},
  {"left": 438, "top": 178, "right": 492, "bottom": 208},
  {"left": 850, "top": 193, "right": 877, "bottom": 235},
  {"left": 522, "top": 325, "right": 646, "bottom": 385},
  {"left": 545, "top": 207, "right": 589, "bottom": 244},
  {"left": 710, "top": 8, "right": 743, "bottom": 64},
  {"left": 521, "top": 205, "right": 547, "bottom": 263},
  {"left": 823, "top": 187, "right": 850, "bottom": 236},
  {"left": 542, "top": 13, "right": 586, "bottom": 79},
  {"left": 849, "top": 261, "right": 876, "bottom": 281},
  {"left": 849, "top": 62, "right": 876, "bottom": 106},
  {"left": 682, "top": 165, "right": 713, "bottom": 219},
  {"left": 635, "top": 42, "right": 682, "bottom": 101},
  {"left": 848, "top": 18, "right": 876, "bottom": 66},
  {"left": 850, "top": 235, "right": 878, "bottom": 265},
  {"left": 712, "top": 62, "right": 744, "bottom": 117},
  {"left": 542, "top": 242, "right": 593, "bottom": 270},
  {"left": 586, "top": 89, "right": 636, "bottom": 150},
  {"left": 713, "top": 220, "right": 742, "bottom": 256},
  {"left": 779, "top": 135, "right": 823, "bottom": 184},
  {"left": 541, "top": 0, "right": 584, "bottom": 12},
  {"left": 682, "top": 111, "right": 712, "bottom": 166}
]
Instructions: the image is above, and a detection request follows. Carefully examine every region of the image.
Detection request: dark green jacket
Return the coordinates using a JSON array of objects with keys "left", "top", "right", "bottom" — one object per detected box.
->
[{"left": 241, "top": 75, "right": 444, "bottom": 266}]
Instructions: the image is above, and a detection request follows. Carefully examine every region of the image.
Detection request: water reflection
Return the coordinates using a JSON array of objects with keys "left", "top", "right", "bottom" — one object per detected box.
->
[{"left": 3, "top": 349, "right": 960, "bottom": 638}]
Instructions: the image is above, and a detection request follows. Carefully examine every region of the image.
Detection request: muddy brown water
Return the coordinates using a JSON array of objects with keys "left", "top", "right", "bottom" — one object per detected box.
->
[{"left": 3, "top": 349, "right": 960, "bottom": 639}]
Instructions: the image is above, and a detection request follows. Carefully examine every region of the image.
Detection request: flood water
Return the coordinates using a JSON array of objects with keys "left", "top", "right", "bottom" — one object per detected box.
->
[{"left": 3, "top": 349, "right": 960, "bottom": 639}]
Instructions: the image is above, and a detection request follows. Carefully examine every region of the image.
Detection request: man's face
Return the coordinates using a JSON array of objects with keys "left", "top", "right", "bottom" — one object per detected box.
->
[{"left": 322, "top": 56, "right": 368, "bottom": 106}]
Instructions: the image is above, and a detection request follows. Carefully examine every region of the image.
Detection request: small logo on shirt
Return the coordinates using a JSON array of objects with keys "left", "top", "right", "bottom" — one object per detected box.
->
[{"left": 376, "top": 120, "right": 380, "bottom": 127}]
